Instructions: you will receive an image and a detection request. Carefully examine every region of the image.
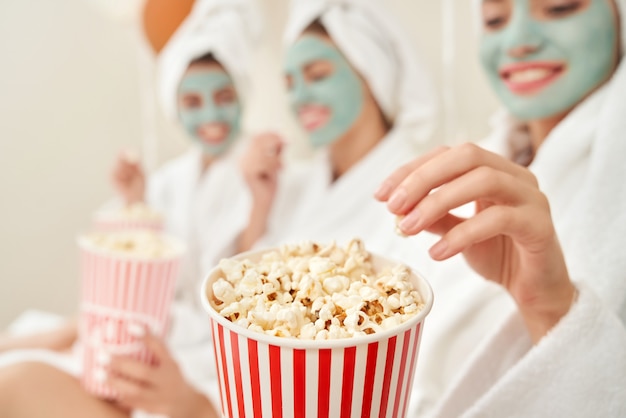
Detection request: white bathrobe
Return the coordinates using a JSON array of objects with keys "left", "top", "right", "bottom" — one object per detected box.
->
[{"left": 424, "top": 11, "right": 626, "bottom": 414}]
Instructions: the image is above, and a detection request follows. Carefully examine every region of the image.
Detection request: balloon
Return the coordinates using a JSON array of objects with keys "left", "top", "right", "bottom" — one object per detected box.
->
[
  {"left": 142, "top": 0, "right": 195, "bottom": 54},
  {"left": 87, "top": 0, "right": 146, "bottom": 22}
]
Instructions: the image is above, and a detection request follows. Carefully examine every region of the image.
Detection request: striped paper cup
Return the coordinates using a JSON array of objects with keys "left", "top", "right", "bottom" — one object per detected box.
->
[
  {"left": 201, "top": 249, "right": 434, "bottom": 418},
  {"left": 77, "top": 233, "right": 184, "bottom": 399}
]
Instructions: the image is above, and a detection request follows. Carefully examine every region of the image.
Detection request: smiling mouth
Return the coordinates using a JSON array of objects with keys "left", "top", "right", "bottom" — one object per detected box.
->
[
  {"left": 298, "top": 105, "right": 331, "bottom": 131},
  {"left": 500, "top": 62, "right": 566, "bottom": 95},
  {"left": 197, "top": 123, "right": 230, "bottom": 145}
]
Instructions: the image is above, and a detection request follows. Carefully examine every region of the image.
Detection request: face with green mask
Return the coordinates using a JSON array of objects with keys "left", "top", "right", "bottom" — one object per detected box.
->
[
  {"left": 479, "top": 0, "right": 618, "bottom": 121},
  {"left": 284, "top": 35, "right": 365, "bottom": 148},
  {"left": 177, "top": 62, "right": 242, "bottom": 156}
]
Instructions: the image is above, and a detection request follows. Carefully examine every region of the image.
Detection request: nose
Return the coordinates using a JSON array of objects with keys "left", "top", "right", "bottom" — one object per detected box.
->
[
  {"left": 502, "top": 5, "right": 544, "bottom": 59},
  {"left": 507, "top": 44, "right": 539, "bottom": 58}
]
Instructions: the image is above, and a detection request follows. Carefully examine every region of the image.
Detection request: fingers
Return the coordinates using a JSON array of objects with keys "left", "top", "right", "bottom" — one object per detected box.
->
[
  {"left": 381, "top": 143, "right": 538, "bottom": 215},
  {"left": 374, "top": 146, "right": 449, "bottom": 201},
  {"left": 397, "top": 167, "right": 536, "bottom": 235},
  {"left": 140, "top": 331, "right": 171, "bottom": 366},
  {"left": 107, "top": 373, "right": 153, "bottom": 411},
  {"left": 109, "top": 356, "right": 156, "bottom": 385}
]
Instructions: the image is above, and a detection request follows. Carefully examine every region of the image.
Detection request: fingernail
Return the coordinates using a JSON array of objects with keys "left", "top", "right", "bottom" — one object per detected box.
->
[
  {"left": 93, "top": 367, "right": 108, "bottom": 383},
  {"left": 127, "top": 323, "right": 145, "bottom": 337},
  {"left": 374, "top": 182, "right": 392, "bottom": 200},
  {"left": 429, "top": 240, "right": 449, "bottom": 259},
  {"left": 399, "top": 209, "right": 422, "bottom": 233},
  {"left": 96, "top": 350, "right": 111, "bottom": 366},
  {"left": 387, "top": 189, "right": 407, "bottom": 212}
]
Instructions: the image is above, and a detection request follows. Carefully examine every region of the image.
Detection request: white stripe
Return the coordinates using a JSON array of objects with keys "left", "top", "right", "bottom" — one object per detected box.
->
[
  {"left": 328, "top": 347, "right": 345, "bottom": 416},
  {"left": 280, "top": 346, "right": 294, "bottom": 417},
  {"left": 351, "top": 344, "right": 369, "bottom": 418},
  {"left": 238, "top": 335, "right": 254, "bottom": 418},
  {"left": 223, "top": 329, "right": 239, "bottom": 418},
  {"left": 305, "top": 348, "right": 319, "bottom": 418},
  {"left": 256, "top": 342, "right": 273, "bottom": 417},
  {"left": 213, "top": 321, "right": 229, "bottom": 416}
]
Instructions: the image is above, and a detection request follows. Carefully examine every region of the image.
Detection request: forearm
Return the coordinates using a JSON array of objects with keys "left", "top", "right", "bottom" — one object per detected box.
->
[{"left": 237, "top": 202, "right": 272, "bottom": 253}]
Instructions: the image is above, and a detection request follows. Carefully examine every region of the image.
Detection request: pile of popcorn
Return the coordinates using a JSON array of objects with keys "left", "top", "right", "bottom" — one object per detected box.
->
[
  {"left": 210, "top": 239, "right": 424, "bottom": 340},
  {"left": 95, "top": 202, "right": 164, "bottom": 223},
  {"left": 82, "top": 230, "right": 180, "bottom": 259}
]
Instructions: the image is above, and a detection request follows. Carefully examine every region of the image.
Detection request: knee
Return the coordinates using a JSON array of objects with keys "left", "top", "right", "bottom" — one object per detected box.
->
[{"left": 0, "top": 362, "right": 39, "bottom": 408}]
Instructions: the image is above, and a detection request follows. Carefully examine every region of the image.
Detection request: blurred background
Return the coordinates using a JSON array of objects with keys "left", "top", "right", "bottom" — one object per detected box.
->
[{"left": 0, "top": 0, "right": 498, "bottom": 327}]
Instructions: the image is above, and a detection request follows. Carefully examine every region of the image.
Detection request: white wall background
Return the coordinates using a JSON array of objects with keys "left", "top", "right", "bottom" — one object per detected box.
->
[{"left": 0, "top": 0, "right": 498, "bottom": 327}]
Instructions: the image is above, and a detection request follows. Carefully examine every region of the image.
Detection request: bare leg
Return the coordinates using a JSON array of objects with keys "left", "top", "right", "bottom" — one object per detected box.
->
[
  {"left": 0, "top": 318, "right": 78, "bottom": 354},
  {"left": 0, "top": 362, "right": 129, "bottom": 418}
]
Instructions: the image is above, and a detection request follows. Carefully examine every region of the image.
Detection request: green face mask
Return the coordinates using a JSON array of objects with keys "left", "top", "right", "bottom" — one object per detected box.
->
[
  {"left": 284, "top": 36, "right": 364, "bottom": 148},
  {"left": 177, "top": 69, "right": 242, "bottom": 156},
  {"left": 480, "top": 0, "right": 617, "bottom": 120}
]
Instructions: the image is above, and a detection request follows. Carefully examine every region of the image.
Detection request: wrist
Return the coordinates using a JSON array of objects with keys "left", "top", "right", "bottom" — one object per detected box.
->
[{"left": 518, "top": 281, "right": 577, "bottom": 344}]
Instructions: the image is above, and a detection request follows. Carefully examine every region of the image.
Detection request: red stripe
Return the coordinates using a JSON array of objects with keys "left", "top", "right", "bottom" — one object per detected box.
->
[
  {"left": 360, "top": 342, "right": 379, "bottom": 418},
  {"left": 269, "top": 345, "right": 283, "bottom": 418},
  {"left": 378, "top": 336, "right": 398, "bottom": 418},
  {"left": 218, "top": 324, "right": 234, "bottom": 418},
  {"left": 401, "top": 324, "right": 421, "bottom": 418},
  {"left": 293, "top": 349, "right": 306, "bottom": 418},
  {"left": 391, "top": 330, "right": 412, "bottom": 418},
  {"left": 318, "top": 349, "right": 332, "bottom": 418},
  {"left": 211, "top": 321, "right": 225, "bottom": 416},
  {"left": 340, "top": 346, "right": 357, "bottom": 418},
  {"left": 248, "top": 339, "right": 263, "bottom": 418},
  {"left": 230, "top": 330, "right": 246, "bottom": 418}
]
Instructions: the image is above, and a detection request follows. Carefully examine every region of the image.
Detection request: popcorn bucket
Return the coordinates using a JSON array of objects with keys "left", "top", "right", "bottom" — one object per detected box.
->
[
  {"left": 201, "top": 249, "right": 434, "bottom": 418},
  {"left": 77, "top": 234, "right": 184, "bottom": 399}
]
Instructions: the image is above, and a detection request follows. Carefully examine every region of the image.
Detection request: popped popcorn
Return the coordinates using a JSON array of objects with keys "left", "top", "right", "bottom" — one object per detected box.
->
[
  {"left": 210, "top": 239, "right": 424, "bottom": 340},
  {"left": 81, "top": 230, "right": 181, "bottom": 259},
  {"left": 95, "top": 202, "right": 164, "bottom": 223}
]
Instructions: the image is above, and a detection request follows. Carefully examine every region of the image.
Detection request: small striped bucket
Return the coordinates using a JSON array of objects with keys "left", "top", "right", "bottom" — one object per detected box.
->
[
  {"left": 77, "top": 234, "right": 184, "bottom": 399},
  {"left": 201, "top": 249, "right": 433, "bottom": 418}
]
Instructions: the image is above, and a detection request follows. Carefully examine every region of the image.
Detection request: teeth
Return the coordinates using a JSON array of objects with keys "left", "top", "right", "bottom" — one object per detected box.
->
[{"left": 508, "top": 68, "right": 553, "bottom": 83}]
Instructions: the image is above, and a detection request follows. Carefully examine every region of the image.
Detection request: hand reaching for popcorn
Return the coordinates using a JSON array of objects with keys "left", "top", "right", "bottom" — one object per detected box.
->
[
  {"left": 111, "top": 150, "right": 145, "bottom": 206},
  {"left": 375, "top": 144, "right": 576, "bottom": 343},
  {"left": 238, "top": 132, "right": 284, "bottom": 252}
]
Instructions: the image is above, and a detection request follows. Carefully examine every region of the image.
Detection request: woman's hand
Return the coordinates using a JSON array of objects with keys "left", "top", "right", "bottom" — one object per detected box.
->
[
  {"left": 375, "top": 143, "right": 576, "bottom": 342},
  {"left": 106, "top": 330, "right": 218, "bottom": 418},
  {"left": 240, "top": 132, "right": 283, "bottom": 205},
  {"left": 237, "top": 132, "right": 284, "bottom": 252},
  {"left": 111, "top": 151, "right": 145, "bottom": 205}
]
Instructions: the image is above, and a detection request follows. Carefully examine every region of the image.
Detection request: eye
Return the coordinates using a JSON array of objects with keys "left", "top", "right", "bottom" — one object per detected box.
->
[
  {"left": 304, "top": 61, "right": 334, "bottom": 83},
  {"left": 485, "top": 16, "right": 507, "bottom": 29},
  {"left": 180, "top": 94, "right": 202, "bottom": 109},
  {"left": 545, "top": 1, "right": 581, "bottom": 17},
  {"left": 215, "top": 87, "right": 236, "bottom": 106},
  {"left": 482, "top": 1, "right": 510, "bottom": 31}
]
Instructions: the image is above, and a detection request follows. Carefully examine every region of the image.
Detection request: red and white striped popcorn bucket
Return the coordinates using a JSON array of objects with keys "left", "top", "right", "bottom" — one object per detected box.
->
[
  {"left": 77, "top": 234, "right": 184, "bottom": 399},
  {"left": 201, "top": 249, "right": 434, "bottom": 418}
]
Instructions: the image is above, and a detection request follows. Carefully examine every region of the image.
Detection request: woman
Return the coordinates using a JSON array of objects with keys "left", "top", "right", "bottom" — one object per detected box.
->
[
  {"left": 239, "top": 0, "right": 438, "bottom": 258},
  {"left": 239, "top": 0, "right": 514, "bottom": 414},
  {"left": 377, "top": 0, "right": 626, "bottom": 415},
  {"left": 0, "top": 0, "right": 261, "bottom": 416}
]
